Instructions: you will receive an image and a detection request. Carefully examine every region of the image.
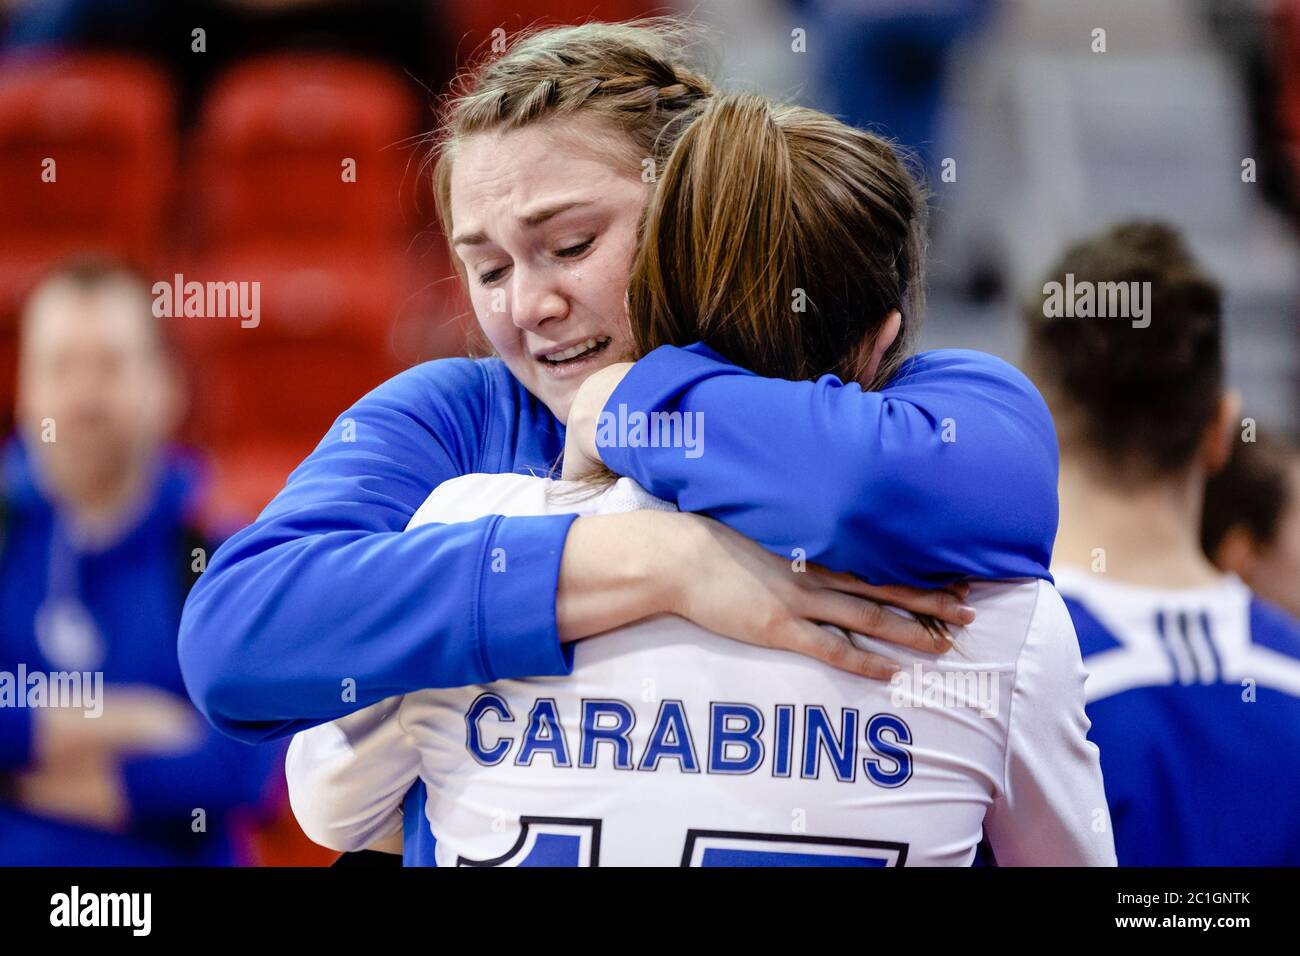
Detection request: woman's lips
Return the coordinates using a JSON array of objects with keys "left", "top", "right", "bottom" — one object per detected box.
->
[
  {"left": 541, "top": 336, "right": 610, "bottom": 362},
  {"left": 535, "top": 336, "right": 613, "bottom": 377}
]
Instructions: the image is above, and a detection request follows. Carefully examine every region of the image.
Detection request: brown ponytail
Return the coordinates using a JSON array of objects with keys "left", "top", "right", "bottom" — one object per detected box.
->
[{"left": 628, "top": 93, "right": 929, "bottom": 389}]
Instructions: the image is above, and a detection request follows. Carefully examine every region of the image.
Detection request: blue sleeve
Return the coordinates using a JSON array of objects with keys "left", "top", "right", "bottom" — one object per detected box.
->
[
  {"left": 599, "top": 344, "right": 1058, "bottom": 587},
  {"left": 0, "top": 634, "right": 34, "bottom": 771},
  {"left": 119, "top": 724, "right": 284, "bottom": 824},
  {"left": 0, "top": 704, "right": 34, "bottom": 773},
  {"left": 178, "top": 359, "right": 576, "bottom": 745}
]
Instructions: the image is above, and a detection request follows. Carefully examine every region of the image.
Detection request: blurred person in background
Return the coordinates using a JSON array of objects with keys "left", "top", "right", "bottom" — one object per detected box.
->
[
  {"left": 0, "top": 258, "right": 280, "bottom": 865},
  {"left": 1202, "top": 432, "right": 1300, "bottom": 619},
  {"left": 1023, "top": 221, "right": 1300, "bottom": 865},
  {"left": 799, "top": 0, "right": 989, "bottom": 183}
]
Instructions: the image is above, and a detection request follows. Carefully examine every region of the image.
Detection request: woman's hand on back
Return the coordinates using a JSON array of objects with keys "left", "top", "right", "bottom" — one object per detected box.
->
[{"left": 558, "top": 509, "right": 974, "bottom": 680}]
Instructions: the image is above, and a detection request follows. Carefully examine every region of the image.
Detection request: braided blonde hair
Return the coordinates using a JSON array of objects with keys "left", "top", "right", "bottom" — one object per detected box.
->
[{"left": 431, "top": 18, "right": 715, "bottom": 247}]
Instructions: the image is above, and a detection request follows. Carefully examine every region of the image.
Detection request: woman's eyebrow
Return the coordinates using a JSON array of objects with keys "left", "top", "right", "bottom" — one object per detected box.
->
[
  {"left": 452, "top": 200, "right": 596, "bottom": 248},
  {"left": 520, "top": 200, "right": 595, "bottom": 228},
  {"left": 451, "top": 230, "right": 488, "bottom": 248}
]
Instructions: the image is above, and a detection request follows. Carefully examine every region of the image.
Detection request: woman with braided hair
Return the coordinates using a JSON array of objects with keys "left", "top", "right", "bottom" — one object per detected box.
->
[
  {"left": 285, "top": 92, "right": 1109, "bottom": 867},
  {"left": 179, "top": 20, "right": 1059, "bottom": 766}
]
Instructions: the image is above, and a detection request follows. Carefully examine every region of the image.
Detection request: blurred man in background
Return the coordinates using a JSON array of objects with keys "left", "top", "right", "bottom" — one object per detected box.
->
[
  {"left": 1024, "top": 221, "right": 1300, "bottom": 865},
  {"left": 1202, "top": 433, "right": 1300, "bottom": 619},
  {"left": 0, "top": 258, "right": 279, "bottom": 865}
]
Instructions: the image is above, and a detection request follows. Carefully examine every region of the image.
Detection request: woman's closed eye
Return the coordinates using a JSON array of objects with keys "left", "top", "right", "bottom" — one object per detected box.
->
[
  {"left": 555, "top": 238, "right": 594, "bottom": 259},
  {"left": 475, "top": 239, "right": 594, "bottom": 285},
  {"left": 478, "top": 264, "right": 509, "bottom": 285}
]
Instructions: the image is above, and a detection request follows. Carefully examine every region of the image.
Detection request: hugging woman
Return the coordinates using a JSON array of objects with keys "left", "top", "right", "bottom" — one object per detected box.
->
[
  {"left": 285, "top": 91, "right": 1112, "bottom": 867},
  {"left": 178, "top": 21, "right": 1061, "bottom": 769}
]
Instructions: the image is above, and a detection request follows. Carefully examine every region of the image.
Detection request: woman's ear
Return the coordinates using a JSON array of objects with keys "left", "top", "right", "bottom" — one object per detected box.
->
[
  {"left": 858, "top": 310, "right": 903, "bottom": 386},
  {"left": 1203, "top": 389, "right": 1241, "bottom": 476},
  {"left": 1212, "top": 523, "right": 1259, "bottom": 580}
]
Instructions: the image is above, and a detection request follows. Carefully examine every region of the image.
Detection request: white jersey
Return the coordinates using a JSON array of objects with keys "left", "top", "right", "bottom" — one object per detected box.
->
[{"left": 287, "top": 474, "right": 1115, "bottom": 867}]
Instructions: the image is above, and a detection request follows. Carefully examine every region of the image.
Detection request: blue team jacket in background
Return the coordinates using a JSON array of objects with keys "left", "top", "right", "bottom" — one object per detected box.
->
[
  {"left": 179, "top": 343, "right": 1060, "bottom": 745},
  {"left": 0, "top": 437, "right": 282, "bottom": 865},
  {"left": 1065, "top": 587, "right": 1300, "bottom": 865}
]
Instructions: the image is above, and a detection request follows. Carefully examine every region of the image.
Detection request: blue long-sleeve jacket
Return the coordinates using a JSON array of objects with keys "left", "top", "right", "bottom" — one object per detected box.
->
[
  {"left": 178, "top": 344, "right": 1059, "bottom": 744},
  {"left": 600, "top": 343, "right": 1058, "bottom": 585},
  {"left": 0, "top": 438, "right": 282, "bottom": 865}
]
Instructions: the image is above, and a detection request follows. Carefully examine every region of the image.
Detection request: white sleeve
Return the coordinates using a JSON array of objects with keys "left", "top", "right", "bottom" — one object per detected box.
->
[
  {"left": 982, "top": 582, "right": 1118, "bottom": 866},
  {"left": 407, "top": 473, "right": 557, "bottom": 528},
  {"left": 285, "top": 694, "right": 420, "bottom": 853}
]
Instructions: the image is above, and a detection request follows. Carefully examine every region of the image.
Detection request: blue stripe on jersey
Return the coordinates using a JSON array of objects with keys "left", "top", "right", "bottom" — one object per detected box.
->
[
  {"left": 1249, "top": 598, "right": 1300, "bottom": 660},
  {"left": 1060, "top": 595, "right": 1123, "bottom": 657},
  {"left": 1199, "top": 611, "right": 1223, "bottom": 679},
  {"left": 1153, "top": 611, "right": 1183, "bottom": 681}
]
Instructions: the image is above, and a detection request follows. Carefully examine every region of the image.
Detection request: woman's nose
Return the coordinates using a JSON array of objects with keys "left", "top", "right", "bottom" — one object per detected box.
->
[{"left": 510, "top": 269, "right": 568, "bottom": 331}]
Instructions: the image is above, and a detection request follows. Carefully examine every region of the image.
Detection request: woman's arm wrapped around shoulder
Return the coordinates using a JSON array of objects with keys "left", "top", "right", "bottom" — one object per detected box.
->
[
  {"left": 182, "top": 351, "right": 993, "bottom": 747},
  {"left": 178, "top": 359, "right": 577, "bottom": 744},
  {"left": 577, "top": 344, "right": 1061, "bottom": 587}
]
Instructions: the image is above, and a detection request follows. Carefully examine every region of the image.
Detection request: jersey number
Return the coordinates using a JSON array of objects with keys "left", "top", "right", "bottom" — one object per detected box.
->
[{"left": 456, "top": 818, "right": 908, "bottom": 867}]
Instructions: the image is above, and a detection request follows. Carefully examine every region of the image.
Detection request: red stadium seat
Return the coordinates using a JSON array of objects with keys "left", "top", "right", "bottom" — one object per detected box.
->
[
  {"left": 195, "top": 54, "right": 420, "bottom": 252},
  {"left": 1278, "top": 0, "right": 1300, "bottom": 194},
  {"left": 169, "top": 248, "right": 409, "bottom": 515},
  {"left": 0, "top": 52, "right": 174, "bottom": 272},
  {"left": 189, "top": 256, "right": 474, "bottom": 517},
  {"left": 174, "top": 249, "right": 404, "bottom": 444},
  {"left": 0, "top": 332, "right": 15, "bottom": 436},
  {"left": 0, "top": 52, "right": 175, "bottom": 422},
  {"left": 444, "top": 0, "right": 665, "bottom": 56},
  {"left": 202, "top": 435, "right": 317, "bottom": 522}
]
